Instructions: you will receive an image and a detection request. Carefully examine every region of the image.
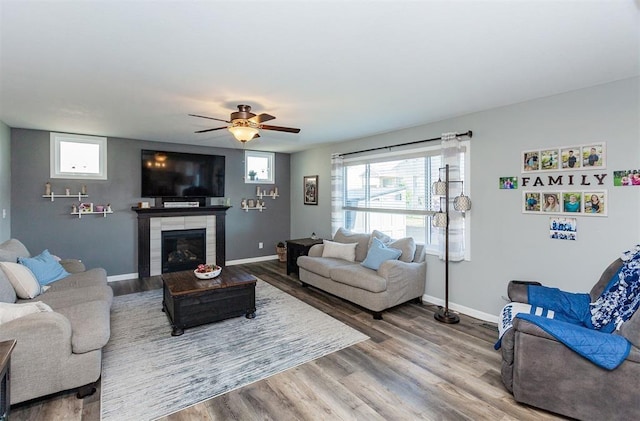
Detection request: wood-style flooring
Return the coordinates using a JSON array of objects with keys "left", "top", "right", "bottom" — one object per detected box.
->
[{"left": 10, "top": 260, "right": 567, "bottom": 420}]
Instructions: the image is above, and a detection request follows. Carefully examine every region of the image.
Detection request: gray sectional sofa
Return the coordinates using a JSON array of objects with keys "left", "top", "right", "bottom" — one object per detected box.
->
[
  {"left": 0, "top": 239, "right": 112, "bottom": 404},
  {"left": 297, "top": 228, "right": 426, "bottom": 319}
]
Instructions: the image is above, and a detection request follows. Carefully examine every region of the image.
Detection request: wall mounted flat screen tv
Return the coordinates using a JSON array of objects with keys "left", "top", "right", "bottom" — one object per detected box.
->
[{"left": 141, "top": 150, "right": 225, "bottom": 198}]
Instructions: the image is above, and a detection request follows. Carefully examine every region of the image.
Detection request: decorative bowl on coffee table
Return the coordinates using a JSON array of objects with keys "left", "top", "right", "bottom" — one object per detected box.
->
[{"left": 194, "top": 264, "right": 222, "bottom": 279}]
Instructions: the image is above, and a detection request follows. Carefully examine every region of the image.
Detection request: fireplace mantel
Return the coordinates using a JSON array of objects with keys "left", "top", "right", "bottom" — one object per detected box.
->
[{"left": 133, "top": 206, "right": 230, "bottom": 278}]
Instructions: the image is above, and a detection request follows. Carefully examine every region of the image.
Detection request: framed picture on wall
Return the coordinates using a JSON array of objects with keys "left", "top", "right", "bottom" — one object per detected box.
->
[
  {"left": 523, "top": 192, "right": 541, "bottom": 213},
  {"left": 304, "top": 175, "right": 318, "bottom": 205},
  {"left": 583, "top": 191, "right": 607, "bottom": 216}
]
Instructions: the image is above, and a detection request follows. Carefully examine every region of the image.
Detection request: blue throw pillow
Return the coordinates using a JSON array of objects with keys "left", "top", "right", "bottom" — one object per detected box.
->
[
  {"left": 361, "top": 237, "right": 402, "bottom": 270},
  {"left": 18, "top": 249, "right": 69, "bottom": 286}
]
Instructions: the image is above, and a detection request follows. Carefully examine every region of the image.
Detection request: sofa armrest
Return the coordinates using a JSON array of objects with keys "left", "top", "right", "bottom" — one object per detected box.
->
[
  {"left": 378, "top": 260, "right": 423, "bottom": 281},
  {"left": 0, "top": 311, "right": 73, "bottom": 367},
  {"left": 507, "top": 280, "right": 542, "bottom": 303},
  {"left": 59, "top": 258, "right": 86, "bottom": 273},
  {"left": 307, "top": 244, "right": 324, "bottom": 257},
  {"left": 512, "top": 317, "right": 557, "bottom": 341}
]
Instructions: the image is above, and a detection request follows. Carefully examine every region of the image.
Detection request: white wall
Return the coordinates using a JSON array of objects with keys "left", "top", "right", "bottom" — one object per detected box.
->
[
  {"left": 0, "top": 121, "right": 10, "bottom": 241},
  {"left": 290, "top": 77, "right": 640, "bottom": 320}
]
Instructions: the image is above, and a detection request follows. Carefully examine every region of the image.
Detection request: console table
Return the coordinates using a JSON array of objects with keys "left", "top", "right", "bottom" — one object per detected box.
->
[{"left": 286, "top": 238, "right": 323, "bottom": 275}]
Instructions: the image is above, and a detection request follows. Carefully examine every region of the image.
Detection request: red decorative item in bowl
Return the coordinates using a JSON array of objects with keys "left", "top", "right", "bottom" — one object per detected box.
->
[{"left": 194, "top": 264, "right": 222, "bottom": 279}]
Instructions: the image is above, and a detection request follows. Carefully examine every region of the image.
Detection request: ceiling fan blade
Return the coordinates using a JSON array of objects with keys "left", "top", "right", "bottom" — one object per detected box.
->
[
  {"left": 189, "top": 114, "right": 230, "bottom": 123},
  {"left": 194, "top": 126, "right": 228, "bottom": 133},
  {"left": 249, "top": 113, "right": 276, "bottom": 124},
  {"left": 260, "top": 124, "right": 301, "bottom": 133}
]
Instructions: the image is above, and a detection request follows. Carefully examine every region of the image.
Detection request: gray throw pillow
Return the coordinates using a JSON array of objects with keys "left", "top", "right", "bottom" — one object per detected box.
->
[
  {"left": 0, "top": 239, "right": 31, "bottom": 263},
  {"left": 333, "top": 228, "right": 371, "bottom": 262},
  {"left": 388, "top": 237, "right": 417, "bottom": 263}
]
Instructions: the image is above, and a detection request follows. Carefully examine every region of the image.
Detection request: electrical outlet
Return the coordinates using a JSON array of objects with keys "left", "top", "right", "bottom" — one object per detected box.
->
[
  {"left": 258, "top": 242, "right": 263, "bottom": 249},
  {"left": 1, "top": 209, "right": 5, "bottom": 219}
]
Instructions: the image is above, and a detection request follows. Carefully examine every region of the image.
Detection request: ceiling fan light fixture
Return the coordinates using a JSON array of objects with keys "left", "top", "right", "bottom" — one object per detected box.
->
[{"left": 229, "top": 122, "right": 259, "bottom": 142}]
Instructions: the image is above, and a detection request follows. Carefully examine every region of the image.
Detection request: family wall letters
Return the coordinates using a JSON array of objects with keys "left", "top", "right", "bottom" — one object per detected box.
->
[{"left": 521, "top": 173, "right": 607, "bottom": 187}]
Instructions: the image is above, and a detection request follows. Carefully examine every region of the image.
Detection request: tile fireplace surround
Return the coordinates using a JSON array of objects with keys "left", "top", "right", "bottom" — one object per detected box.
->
[{"left": 132, "top": 207, "right": 229, "bottom": 278}]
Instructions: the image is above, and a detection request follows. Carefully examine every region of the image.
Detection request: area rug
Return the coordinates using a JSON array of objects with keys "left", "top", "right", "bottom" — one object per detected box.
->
[{"left": 100, "top": 279, "right": 368, "bottom": 421}]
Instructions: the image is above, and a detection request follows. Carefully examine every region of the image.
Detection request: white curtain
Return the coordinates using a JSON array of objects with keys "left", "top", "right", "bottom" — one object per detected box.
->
[
  {"left": 438, "top": 132, "right": 466, "bottom": 261},
  {"left": 330, "top": 154, "right": 344, "bottom": 236}
]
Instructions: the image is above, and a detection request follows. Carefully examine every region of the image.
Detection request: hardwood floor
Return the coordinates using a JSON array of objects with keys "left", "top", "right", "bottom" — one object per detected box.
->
[{"left": 10, "top": 260, "right": 567, "bottom": 420}]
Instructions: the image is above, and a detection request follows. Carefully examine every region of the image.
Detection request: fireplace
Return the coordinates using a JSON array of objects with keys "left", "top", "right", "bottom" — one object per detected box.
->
[{"left": 162, "top": 229, "right": 206, "bottom": 273}]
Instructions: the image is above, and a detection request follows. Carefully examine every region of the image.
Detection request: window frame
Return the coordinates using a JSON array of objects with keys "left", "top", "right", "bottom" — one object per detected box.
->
[
  {"left": 50, "top": 132, "right": 108, "bottom": 180},
  {"left": 244, "top": 150, "right": 275, "bottom": 184},
  {"left": 340, "top": 141, "right": 470, "bottom": 258}
]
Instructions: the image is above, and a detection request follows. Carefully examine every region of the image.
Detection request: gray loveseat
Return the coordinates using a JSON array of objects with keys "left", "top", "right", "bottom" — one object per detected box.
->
[
  {"left": 0, "top": 239, "right": 112, "bottom": 404},
  {"left": 297, "top": 228, "right": 426, "bottom": 319},
  {"left": 500, "top": 258, "right": 640, "bottom": 420}
]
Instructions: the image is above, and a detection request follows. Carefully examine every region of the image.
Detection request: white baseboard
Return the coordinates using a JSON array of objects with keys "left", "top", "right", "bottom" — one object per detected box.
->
[
  {"left": 423, "top": 294, "right": 498, "bottom": 324},
  {"left": 107, "top": 272, "right": 138, "bottom": 283},
  {"left": 226, "top": 255, "right": 278, "bottom": 266}
]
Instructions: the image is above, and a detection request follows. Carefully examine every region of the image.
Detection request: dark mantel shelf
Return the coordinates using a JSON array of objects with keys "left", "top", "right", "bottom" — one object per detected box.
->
[
  {"left": 131, "top": 206, "right": 231, "bottom": 216},
  {"left": 132, "top": 206, "right": 230, "bottom": 278}
]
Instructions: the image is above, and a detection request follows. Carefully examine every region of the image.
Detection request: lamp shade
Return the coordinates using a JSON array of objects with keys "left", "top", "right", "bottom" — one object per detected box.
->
[
  {"left": 432, "top": 211, "right": 447, "bottom": 228},
  {"left": 432, "top": 180, "right": 447, "bottom": 195},
  {"left": 229, "top": 125, "right": 259, "bottom": 142},
  {"left": 454, "top": 194, "right": 472, "bottom": 211}
]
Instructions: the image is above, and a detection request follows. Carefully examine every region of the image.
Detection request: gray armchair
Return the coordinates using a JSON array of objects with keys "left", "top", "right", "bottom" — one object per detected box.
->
[{"left": 500, "top": 258, "right": 640, "bottom": 420}]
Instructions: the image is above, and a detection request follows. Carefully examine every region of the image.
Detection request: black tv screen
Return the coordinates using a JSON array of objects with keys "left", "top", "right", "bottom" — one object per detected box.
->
[{"left": 141, "top": 150, "right": 225, "bottom": 198}]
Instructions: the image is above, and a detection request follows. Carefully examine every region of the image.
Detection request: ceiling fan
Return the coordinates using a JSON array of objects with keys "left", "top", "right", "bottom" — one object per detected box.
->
[{"left": 189, "top": 104, "right": 301, "bottom": 143}]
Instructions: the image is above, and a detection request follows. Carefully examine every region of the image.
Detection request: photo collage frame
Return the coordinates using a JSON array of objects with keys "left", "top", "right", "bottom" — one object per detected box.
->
[
  {"left": 523, "top": 190, "right": 607, "bottom": 216},
  {"left": 523, "top": 143, "right": 606, "bottom": 173}
]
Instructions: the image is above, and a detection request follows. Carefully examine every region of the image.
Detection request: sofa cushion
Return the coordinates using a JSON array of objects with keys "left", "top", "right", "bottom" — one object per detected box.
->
[
  {"left": 0, "top": 238, "right": 31, "bottom": 263},
  {"left": 29, "top": 284, "right": 113, "bottom": 309},
  {"left": 18, "top": 249, "right": 70, "bottom": 286},
  {"left": 44, "top": 268, "right": 108, "bottom": 291},
  {"left": 55, "top": 300, "right": 111, "bottom": 353},
  {"left": 297, "top": 255, "right": 356, "bottom": 278},
  {"left": 330, "top": 265, "right": 387, "bottom": 293},
  {"left": 0, "top": 302, "right": 52, "bottom": 324},
  {"left": 0, "top": 269, "right": 17, "bottom": 303},
  {"left": 333, "top": 228, "right": 371, "bottom": 262},
  {"left": 0, "top": 262, "right": 41, "bottom": 299},
  {"left": 361, "top": 237, "right": 402, "bottom": 270},
  {"left": 322, "top": 240, "right": 357, "bottom": 262},
  {"left": 389, "top": 237, "right": 417, "bottom": 263}
]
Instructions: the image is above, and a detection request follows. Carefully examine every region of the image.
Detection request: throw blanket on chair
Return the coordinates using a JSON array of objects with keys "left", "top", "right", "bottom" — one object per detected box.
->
[
  {"left": 591, "top": 244, "right": 640, "bottom": 330},
  {"left": 494, "top": 303, "right": 555, "bottom": 350}
]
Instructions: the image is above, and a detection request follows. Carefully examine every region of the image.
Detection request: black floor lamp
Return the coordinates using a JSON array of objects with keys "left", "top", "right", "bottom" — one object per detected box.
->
[{"left": 432, "top": 164, "right": 471, "bottom": 324}]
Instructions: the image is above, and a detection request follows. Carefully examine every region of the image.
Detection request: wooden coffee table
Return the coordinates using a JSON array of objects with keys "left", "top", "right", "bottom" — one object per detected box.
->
[{"left": 162, "top": 266, "right": 257, "bottom": 336}]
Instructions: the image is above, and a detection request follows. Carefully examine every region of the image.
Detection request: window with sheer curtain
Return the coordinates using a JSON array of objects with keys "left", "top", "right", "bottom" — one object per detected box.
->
[{"left": 340, "top": 144, "right": 468, "bottom": 254}]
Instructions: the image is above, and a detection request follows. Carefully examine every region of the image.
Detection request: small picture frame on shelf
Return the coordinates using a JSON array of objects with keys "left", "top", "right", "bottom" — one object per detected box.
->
[{"left": 78, "top": 202, "right": 93, "bottom": 213}]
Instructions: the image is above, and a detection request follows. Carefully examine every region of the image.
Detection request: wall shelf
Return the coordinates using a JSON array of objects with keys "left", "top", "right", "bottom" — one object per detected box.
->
[
  {"left": 43, "top": 193, "right": 88, "bottom": 202},
  {"left": 71, "top": 210, "right": 113, "bottom": 219},
  {"left": 241, "top": 205, "right": 266, "bottom": 212}
]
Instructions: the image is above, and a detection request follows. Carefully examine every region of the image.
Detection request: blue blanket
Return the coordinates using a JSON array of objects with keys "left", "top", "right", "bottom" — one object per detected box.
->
[
  {"left": 515, "top": 284, "right": 630, "bottom": 369},
  {"left": 516, "top": 313, "right": 630, "bottom": 370}
]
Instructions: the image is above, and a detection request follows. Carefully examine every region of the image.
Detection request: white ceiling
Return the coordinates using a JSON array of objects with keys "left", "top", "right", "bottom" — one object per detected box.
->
[{"left": 1, "top": 1, "right": 638, "bottom": 153}]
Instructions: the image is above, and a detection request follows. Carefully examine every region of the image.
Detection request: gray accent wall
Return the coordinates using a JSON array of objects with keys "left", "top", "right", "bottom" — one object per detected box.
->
[
  {"left": 0, "top": 120, "right": 10, "bottom": 241},
  {"left": 290, "top": 77, "right": 640, "bottom": 318},
  {"left": 10, "top": 129, "right": 290, "bottom": 276}
]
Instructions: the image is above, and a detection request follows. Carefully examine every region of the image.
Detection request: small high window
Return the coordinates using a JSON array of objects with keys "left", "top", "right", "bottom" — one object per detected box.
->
[
  {"left": 245, "top": 150, "right": 274, "bottom": 184},
  {"left": 50, "top": 132, "right": 107, "bottom": 180}
]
